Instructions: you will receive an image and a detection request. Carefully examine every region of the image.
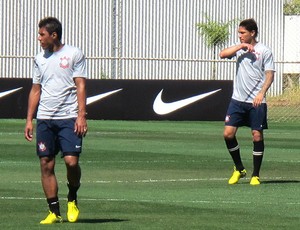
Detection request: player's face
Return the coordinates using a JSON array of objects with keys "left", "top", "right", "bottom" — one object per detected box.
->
[
  {"left": 238, "top": 26, "right": 255, "bottom": 44},
  {"left": 38, "top": 27, "right": 55, "bottom": 50}
]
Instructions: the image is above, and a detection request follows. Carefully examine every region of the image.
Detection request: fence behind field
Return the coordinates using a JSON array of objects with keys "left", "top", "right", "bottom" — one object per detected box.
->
[{"left": 0, "top": 0, "right": 299, "bottom": 122}]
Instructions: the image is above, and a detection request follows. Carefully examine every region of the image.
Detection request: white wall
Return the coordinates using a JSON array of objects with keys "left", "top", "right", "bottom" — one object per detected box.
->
[{"left": 284, "top": 16, "right": 300, "bottom": 73}]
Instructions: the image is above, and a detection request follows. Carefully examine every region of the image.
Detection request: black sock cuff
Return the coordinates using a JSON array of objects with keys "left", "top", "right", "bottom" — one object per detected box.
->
[
  {"left": 253, "top": 140, "right": 264, "bottom": 152},
  {"left": 47, "top": 197, "right": 60, "bottom": 216},
  {"left": 225, "top": 137, "right": 239, "bottom": 150},
  {"left": 47, "top": 197, "right": 59, "bottom": 205}
]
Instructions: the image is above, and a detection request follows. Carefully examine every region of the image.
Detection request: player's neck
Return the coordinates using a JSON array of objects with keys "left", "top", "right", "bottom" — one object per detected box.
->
[
  {"left": 250, "top": 39, "right": 258, "bottom": 46},
  {"left": 50, "top": 42, "right": 64, "bottom": 53}
]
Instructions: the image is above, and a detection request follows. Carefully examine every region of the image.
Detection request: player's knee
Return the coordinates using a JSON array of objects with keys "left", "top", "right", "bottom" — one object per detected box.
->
[
  {"left": 64, "top": 157, "right": 79, "bottom": 170},
  {"left": 252, "top": 130, "right": 263, "bottom": 142},
  {"left": 223, "top": 131, "right": 235, "bottom": 140},
  {"left": 40, "top": 164, "right": 55, "bottom": 177},
  {"left": 223, "top": 126, "right": 237, "bottom": 140},
  {"left": 40, "top": 157, "right": 55, "bottom": 173},
  {"left": 65, "top": 161, "right": 79, "bottom": 169}
]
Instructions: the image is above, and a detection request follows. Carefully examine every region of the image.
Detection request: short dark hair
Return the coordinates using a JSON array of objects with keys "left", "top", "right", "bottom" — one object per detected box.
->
[
  {"left": 38, "top": 17, "right": 62, "bottom": 41},
  {"left": 239, "top": 18, "right": 258, "bottom": 38}
]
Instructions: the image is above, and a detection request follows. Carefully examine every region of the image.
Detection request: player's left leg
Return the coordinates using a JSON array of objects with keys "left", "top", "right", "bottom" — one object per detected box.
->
[
  {"left": 64, "top": 155, "right": 81, "bottom": 222},
  {"left": 57, "top": 118, "right": 82, "bottom": 222},
  {"left": 249, "top": 103, "right": 268, "bottom": 185},
  {"left": 65, "top": 155, "right": 81, "bottom": 200},
  {"left": 250, "top": 130, "right": 264, "bottom": 185}
]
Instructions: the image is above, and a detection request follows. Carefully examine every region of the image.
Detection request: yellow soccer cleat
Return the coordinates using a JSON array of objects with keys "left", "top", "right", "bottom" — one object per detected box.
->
[
  {"left": 67, "top": 200, "right": 80, "bottom": 223},
  {"left": 40, "top": 211, "right": 63, "bottom": 224},
  {"left": 228, "top": 166, "right": 247, "bottom": 184},
  {"left": 250, "top": 176, "right": 260, "bottom": 185}
]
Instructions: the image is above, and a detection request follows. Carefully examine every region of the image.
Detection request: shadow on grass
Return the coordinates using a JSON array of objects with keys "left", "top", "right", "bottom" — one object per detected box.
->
[{"left": 77, "top": 218, "right": 129, "bottom": 224}]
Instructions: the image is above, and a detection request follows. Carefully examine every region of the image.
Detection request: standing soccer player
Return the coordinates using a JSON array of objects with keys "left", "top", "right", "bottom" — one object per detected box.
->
[
  {"left": 219, "top": 18, "right": 275, "bottom": 185},
  {"left": 24, "top": 17, "right": 88, "bottom": 223}
]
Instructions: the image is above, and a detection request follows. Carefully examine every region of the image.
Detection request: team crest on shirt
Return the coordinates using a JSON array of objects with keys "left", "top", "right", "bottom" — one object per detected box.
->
[
  {"left": 225, "top": 115, "right": 230, "bottom": 123},
  {"left": 253, "top": 51, "right": 261, "bottom": 61},
  {"left": 60, "top": 56, "right": 70, "bottom": 69},
  {"left": 38, "top": 142, "right": 47, "bottom": 152}
]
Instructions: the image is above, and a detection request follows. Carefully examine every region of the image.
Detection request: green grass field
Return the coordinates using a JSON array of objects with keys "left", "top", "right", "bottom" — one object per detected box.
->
[{"left": 0, "top": 119, "right": 299, "bottom": 229}]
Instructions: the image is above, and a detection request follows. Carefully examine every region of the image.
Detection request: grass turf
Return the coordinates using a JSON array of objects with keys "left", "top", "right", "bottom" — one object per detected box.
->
[{"left": 0, "top": 119, "right": 299, "bottom": 229}]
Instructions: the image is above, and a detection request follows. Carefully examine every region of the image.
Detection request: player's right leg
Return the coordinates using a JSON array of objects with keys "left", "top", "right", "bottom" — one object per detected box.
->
[
  {"left": 224, "top": 100, "right": 247, "bottom": 184},
  {"left": 37, "top": 120, "right": 62, "bottom": 224},
  {"left": 224, "top": 127, "right": 246, "bottom": 184},
  {"left": 39, "top": 156, "right": 62, "bottom": 224}
]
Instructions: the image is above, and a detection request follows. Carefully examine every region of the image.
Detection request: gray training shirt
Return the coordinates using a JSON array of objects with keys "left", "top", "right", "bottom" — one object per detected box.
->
[
  {"left": 33, "top": 45, "right": 87, "bottom": 119},
  {"left": 232, "top": 42, "right": 275, "bottom": 103}
]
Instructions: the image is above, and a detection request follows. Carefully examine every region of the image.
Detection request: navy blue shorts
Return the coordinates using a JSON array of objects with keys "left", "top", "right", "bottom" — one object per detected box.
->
[
  {"left": 224, "top": 99, "right": 268, "bottom": 130},
  {"left": 36, "top": 119, "right": 83, "bottom": 158}
]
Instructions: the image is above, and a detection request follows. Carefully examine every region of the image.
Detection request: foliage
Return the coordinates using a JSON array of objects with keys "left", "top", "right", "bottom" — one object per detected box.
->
[
  {"left": 196, "top": 16, "right": 236, "bottom": 48},
  {"left": 284, "top": 0, "right": 300, "bottom": 15},
  {"left": 196, "top": 15, "right": 237, "bottom": 79},
  {"left": 100, "top": 70, "right": 109, "bottom": 79}
]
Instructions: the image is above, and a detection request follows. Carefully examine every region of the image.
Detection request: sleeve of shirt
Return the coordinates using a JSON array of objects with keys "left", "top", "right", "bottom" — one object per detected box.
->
[
  {"left": 73, "top": 48, "right": 87, "bottom": 79},
  {"left": 32, "top": 58, "right": 41, "bottom": 84},
  {"left": 263, "top": 49, "right": 276, "bottom": 72}
]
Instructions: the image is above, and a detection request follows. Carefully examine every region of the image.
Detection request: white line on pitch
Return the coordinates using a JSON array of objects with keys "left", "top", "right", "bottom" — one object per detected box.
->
[
  {"left": 1, "top": 196, "right": 300, "bottom": 206},
  {"left": 11, "top": 176, "right": 300, "bottom": 184},
  {"left": 13, "top": 178, "right": 227, "bottom": 184}
]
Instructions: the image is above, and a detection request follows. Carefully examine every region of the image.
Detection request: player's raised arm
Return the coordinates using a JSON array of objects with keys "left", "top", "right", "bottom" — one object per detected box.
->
[{"left": 219, "top": 43, "right": 254, "bottom": 59}]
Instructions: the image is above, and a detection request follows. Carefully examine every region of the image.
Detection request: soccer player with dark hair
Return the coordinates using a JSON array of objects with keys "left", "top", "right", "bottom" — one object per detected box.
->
[
  {"left": 219, "top": 18, "right": 275, "bottom": 185},
  {"left": 24, "top": 17, "right": 88, "bottom": 223}
]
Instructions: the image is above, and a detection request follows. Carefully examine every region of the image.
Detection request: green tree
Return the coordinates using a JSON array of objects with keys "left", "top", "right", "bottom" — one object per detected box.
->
[
  {"left": 196, "top": 16, "right": 236, "bottom": 79},
  {"left": 284, "top": 0, "right": 300, "bottom": 15}
]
